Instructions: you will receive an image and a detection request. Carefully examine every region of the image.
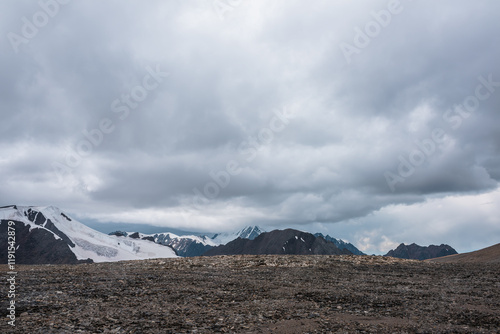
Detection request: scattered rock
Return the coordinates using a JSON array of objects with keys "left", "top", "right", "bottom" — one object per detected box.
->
[{"left": 1, "top": 255, "right": 498, "bottom": 333}]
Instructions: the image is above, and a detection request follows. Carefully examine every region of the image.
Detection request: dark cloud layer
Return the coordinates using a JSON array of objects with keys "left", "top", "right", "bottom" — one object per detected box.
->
[{"left": 1, "top": 0, "right": 499, "bottom": 253}]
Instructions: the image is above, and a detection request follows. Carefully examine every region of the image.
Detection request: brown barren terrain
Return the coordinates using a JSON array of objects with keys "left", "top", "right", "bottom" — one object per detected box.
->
[
  {"left": 1, "top": 255, "right": 499, "bottom": 333},
  {"left": 427, "top": 243, "right": 500, "bottom": 264}
]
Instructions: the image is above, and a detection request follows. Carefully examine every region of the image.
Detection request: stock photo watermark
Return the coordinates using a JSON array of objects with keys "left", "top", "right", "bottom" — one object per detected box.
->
[
  {"left": 192, "top": 107, "right": 293, "bottom": 207},
  {"left": 339, "top": 0, "right": 412, "bottom": 64},
  {"left": 6, "top": 221, "right": 17, "bottom": 327},
  {"left": 384, "top": 74, "right": 500, "bottom": 192},
  {"left": 7, "top": 0, "right": 71, "bottom": 54},
  {"left": 212, "top": 0, "right": 243, "bottom": 20},
  {"left": 51, "top": 64, "right": 169, "bottom": 186}
]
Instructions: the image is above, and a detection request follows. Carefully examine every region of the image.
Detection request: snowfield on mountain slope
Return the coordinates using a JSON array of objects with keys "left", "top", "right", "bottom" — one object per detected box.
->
[
  {"left": 128, "top": 231, "right": 218, "bottom": 247},
  {"left": 210, "top": 226, "right": 265, "bottom": 245},
  {"left": 0, "top": 205, "right": 177, "bottom": 262}
]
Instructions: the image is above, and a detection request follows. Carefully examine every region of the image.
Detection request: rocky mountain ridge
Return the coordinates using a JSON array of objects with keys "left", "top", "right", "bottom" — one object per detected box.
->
[
  {"left": 204, "top": 229, "right": 353, "bottom": 256},
  {"left": 110, "top": 226, "right": 265, "bottom": 257},
  {"left": 385, "top": 243, "right": 457, "bottom": 260},
  {"left": 109, "top": 231, "right": 216, "bottom": 257}
]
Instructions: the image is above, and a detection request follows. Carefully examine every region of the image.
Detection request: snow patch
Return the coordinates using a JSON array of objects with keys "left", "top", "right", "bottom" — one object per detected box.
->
[{"left": 73, "top": 238, "right": 119, "bottom": 258}]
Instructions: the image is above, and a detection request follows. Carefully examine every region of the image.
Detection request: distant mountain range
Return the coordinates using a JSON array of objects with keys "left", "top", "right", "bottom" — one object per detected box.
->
[
  {"left": 112, "top": 226, "right": 364, "bottom": 257},
  {"left": 0, "top": 205, "right": 177, "bottom": 264},
  {"left": 110, "top": 226, "right": 265, "bottom": 257},
  {"left": 385, "top": 243, "right": 457, "bottom": 260},
  {"left": 108, "top": 227, "right": 262, "bottom": 257},
  {"left": 204, "top": 229, "right": 353, "bottom": 256},
  {"left": 2, "top": 204, "right": 465, "bottom": 264},
  {"left": 0, "top": 203, "right": 366, "bottom": 261}
]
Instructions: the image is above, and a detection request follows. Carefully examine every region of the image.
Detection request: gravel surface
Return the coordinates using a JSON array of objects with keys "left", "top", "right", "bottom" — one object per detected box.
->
[{"left": 1, "top": 255, "right": 499, "bottom": 333}]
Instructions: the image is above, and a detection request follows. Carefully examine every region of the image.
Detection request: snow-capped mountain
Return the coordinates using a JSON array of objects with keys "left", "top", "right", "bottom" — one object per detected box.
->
[
  {"left": 110, "top": 231, "right": 216, "bottom": 257},
  {"left": 0, "top": 205, "right": 177, "bottom": 264},
  {"left": 110, "top": 226, "right": 265, "bottom": 257},
  {"left": 210, "top": 226, "right": 264, "bottom": 245},
  {"left": 314, "top": 233, "right": 365, "bottom": 255}
]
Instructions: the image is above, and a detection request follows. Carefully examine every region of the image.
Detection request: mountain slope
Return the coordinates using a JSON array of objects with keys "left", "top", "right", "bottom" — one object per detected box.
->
[
  {"left": 210, "top": 226, "right": 264, "bottom": 245},
  {"left": 110, "top": 231, "right": 216, "bottom": 257},
  {"left": 314, "top": 233, "right": 365, "bottom": 255},
  {"left": 0, "top": 205, "right": 177, "bottom": 264},
  {"left": 203, "top": 229, "right": 352, "bottom": 256},
  {"left": 426, "top": 243, "right": 500, "bottom": 264},
  {"left": 385, "top": 243, "right": 457, "bottom": 260}
]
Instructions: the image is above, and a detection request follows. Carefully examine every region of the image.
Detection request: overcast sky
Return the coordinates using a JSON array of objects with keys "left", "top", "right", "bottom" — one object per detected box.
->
[{"left": 1, "top": 0, "right": 499, "bottom": 254}]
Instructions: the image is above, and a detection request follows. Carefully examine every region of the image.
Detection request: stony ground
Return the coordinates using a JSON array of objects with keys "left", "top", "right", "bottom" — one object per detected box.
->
[{"left": 1, "top": 255, "right": 499, "bottom": 333}]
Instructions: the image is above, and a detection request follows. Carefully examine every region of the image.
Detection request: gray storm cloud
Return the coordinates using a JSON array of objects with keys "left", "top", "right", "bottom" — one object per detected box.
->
[{"left": 1, "top": 0, "right": 499, "bottom": 254}]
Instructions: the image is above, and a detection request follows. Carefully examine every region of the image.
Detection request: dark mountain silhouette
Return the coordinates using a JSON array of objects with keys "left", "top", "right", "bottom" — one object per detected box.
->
[
  {"left": 203, "top": 229, "right": 352, "bottom": 256},
  {"left": 385, "top": 243, "right": 457, "bottom": 260}
]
